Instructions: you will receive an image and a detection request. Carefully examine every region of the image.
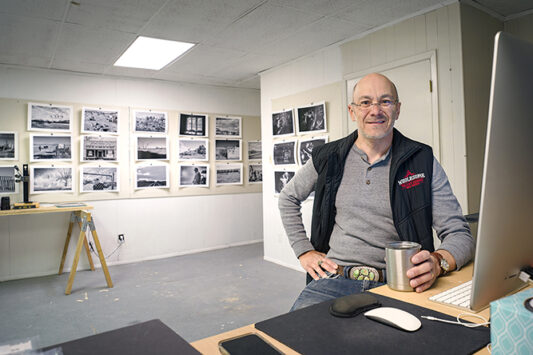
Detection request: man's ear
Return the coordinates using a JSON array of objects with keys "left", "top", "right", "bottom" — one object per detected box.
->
[{"left": 348, "top": 105, "right": 357, "bottom": 122}]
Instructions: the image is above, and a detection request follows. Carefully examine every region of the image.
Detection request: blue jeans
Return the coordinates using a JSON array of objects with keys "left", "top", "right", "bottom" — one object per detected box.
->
[{"left": 290, "top": 268, "right": 385, "bottom": 311}]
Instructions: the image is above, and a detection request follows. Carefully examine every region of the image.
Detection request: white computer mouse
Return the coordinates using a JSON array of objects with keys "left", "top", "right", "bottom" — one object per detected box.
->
[{"left": 364, "top": 307, "right": 422, "bottom": 332}]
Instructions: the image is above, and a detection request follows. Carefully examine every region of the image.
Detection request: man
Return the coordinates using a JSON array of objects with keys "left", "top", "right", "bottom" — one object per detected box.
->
[
  {"left": 279, "top": 73, "right": 474, "bottom": 311},
  {"left": 192, "top": 167, "right": 202, "bottom": 185}
]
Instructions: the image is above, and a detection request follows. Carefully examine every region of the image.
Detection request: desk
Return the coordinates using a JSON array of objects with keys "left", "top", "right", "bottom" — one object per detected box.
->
[
  {"left": 42, "top": 319, "right": 200, "bottom": 355},
  {"left": 191, "top": 264, "right": 496, "bottom": 354},
  {"left": 0, "top": 205, "right": 113, "bottom": 295}
]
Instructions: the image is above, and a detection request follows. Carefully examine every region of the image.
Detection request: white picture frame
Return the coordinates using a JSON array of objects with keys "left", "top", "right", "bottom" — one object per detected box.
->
[
  {"left": 215, "top": 116, "right": 242, "bottom": 138},
  {"left": 81, "top": 107, "right": 119, "bottom": 135},
  {"left": 248, "top": 163, "right": 262, "bottom": 184},
  {"left": 136, "top": 135, "right": 169, "bottom": 161},
  {"left": 177, "top": 138, "right": 209, "bottom": 161},
  {"left": 216, "top": 163, "right": 243, "bottom": 186},
  {"left": 80, "top": 165, "right": 119, "bottom": 193},
  {"left": 298, "top": 135, "right": 328, "bottom": 166},
  {"left": 273, "top": 139, "right": 297, "bottom": 166},
  {"left": 0, "top": 131, "right": 18, "bottom": 160},
  {"left": 28, "top": 102, "right": 73, "bottom": 132},
  {"left": 133, "top": 110, "right": 168, "bottom": 134},
  {"left": 296, "top": 101, "right": 327, "bottom": 135},
  {"left": 178, "top": 164, "right": 209, "bottom": 187},
  {"left": 179, "top": 113, "right": 208, "bottom": 137},
  {"left": 0, "top": 165, "right": 19, "bottom": 194},
  {"left": 247, "top": 140, "right": 262, "bottom": 160},
  {"left": 30, "top": 134, "right": 72, "bottom": 162},
  {"left": 272, "top": 109, "right": 295, "bottom": 137},
  {"left": 80, "top": 135, "right": 118, "bottom": 162},
  {"left": 134, "top": 163, "right": 169, "bottom": 189},
  {"left": 215, "top": 139, "right": 242, "bottom": 161},
  {"left": 30, "top": 165, "right": 74, "bottom": 193}
]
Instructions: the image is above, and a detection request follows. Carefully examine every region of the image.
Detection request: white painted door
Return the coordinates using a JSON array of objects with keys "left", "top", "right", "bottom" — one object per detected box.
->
[{"left": 346, "top": 59, "right": 439, "bottom": 159}]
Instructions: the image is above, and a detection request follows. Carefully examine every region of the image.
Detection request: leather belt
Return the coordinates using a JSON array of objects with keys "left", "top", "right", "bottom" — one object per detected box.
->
[{"left": 336, "top": 265, "right": 384, "bottom": 282}]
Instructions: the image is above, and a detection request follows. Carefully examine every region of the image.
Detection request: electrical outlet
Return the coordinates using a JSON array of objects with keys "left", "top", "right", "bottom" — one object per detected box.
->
[{"left": 118, "top": 234, "right": 125, "bottom": 243}]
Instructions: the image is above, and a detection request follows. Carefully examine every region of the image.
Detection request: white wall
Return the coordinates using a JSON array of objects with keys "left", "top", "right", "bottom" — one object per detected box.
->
[
  {"left": 0, "top": 66, "right": 263, "bottom": 281},
  {"left": 260, "top": 3, "right": 469, "bottom": 271},
  {"left": 260, "top": 47, "right": 343, "bottom": 271}
]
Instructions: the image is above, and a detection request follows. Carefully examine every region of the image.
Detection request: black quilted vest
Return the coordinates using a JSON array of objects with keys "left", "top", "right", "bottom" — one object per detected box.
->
[{"left": 310, "top": 128, "right": 435, "bottom": 253}]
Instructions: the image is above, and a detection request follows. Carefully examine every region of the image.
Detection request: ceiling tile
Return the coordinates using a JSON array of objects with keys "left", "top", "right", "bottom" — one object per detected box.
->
[
  {"left": 106, "top": 66, "right": 159, "bottom": 79},
  {"left": 66, "top": 0, "right": 168, "bottom": 33},
  {"left": 50, "top": 58, "right": 109, "bottom": 75},
  {"left": 161, "top": 45, "right": 247, "bottom": 76},
  {"left": 53, "top": 23, "right": 136, "bottom": 66},
  {"left": 335, "top": 0, "right": 443, "bottom": 25},
  {"left": 0, "top": 0, "right": 67, "bottom": 21},
  {"left": 0, "top": 14, "right": 58, "bottom": 65},
  {"left": 251, "top": 16, "right": 370, "bottom": 61},
  {"left": 212, "top": 2, "right": 323, "bottom": 52},
  {"left": 269, "top": 0, "right": 355, "bottom": 16},
  {"left": 475, "top": 0, "right": 533, "bottom": 17},
  {"left": 143, "top": 0, "right": 267, "bottom": 43}
]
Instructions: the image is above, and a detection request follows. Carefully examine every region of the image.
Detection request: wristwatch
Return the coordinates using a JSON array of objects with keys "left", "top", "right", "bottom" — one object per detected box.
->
[{"left": 431, "top": 252, "right": 450, "bottom": 276}]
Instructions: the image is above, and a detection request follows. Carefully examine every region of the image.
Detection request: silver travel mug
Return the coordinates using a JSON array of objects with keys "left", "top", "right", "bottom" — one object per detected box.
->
[{"left": 385, "top": 241, "right": 421, "bottom": 291}]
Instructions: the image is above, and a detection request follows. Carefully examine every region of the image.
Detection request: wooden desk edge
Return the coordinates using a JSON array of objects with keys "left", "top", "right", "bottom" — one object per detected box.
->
[{"left": 0, "top": 205, "right": 93, "bottom": 216}]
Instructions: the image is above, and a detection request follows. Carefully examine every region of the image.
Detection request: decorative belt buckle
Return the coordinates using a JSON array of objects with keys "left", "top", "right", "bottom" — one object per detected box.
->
[{"left": 349, "top": 266, "right": 379, "bottom": 281}]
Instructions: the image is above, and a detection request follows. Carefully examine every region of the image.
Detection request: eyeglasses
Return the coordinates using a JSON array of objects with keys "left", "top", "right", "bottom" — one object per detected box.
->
[{"left": 351, "top": 99, "right": 398, "bottom": 109}]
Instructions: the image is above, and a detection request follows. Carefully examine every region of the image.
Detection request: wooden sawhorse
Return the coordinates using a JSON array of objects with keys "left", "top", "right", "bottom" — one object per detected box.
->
[{"left": 59, "top": 210, "right": 113, "bottom": 295}]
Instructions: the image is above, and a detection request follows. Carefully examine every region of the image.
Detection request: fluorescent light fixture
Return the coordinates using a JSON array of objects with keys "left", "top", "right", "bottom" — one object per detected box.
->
[{"left": 114, "top": 36, "right": 195, "bottom": 70}]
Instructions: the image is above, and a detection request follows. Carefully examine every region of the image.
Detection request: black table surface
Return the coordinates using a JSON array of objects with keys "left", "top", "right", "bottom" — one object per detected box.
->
[{"left": 42, "top": 319, "right": 200, "bottom": 355}]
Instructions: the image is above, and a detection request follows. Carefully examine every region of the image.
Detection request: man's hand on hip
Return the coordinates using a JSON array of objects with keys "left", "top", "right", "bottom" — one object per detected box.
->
[{"left": 299, "top": 250, "right": 338, "bottom": 280}]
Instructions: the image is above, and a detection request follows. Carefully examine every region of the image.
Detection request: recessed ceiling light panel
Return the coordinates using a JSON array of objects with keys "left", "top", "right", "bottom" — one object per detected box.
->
[{"left": 114, "top": 36, "right": 195, "bottom": 70}]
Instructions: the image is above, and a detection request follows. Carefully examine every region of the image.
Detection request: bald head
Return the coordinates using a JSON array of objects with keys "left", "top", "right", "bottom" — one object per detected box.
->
[{"left": 352, "top": 73, "right": 398, "bottom": 103}]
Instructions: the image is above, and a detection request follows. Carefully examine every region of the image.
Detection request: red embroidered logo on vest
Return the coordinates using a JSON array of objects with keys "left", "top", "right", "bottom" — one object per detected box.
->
[{"left": 397, "top": 170, "right": 426, "bottom": 189}]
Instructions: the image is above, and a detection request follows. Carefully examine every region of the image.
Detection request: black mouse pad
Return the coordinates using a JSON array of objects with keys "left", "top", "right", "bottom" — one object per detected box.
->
[{"left": 256, "top": 293, "right": 490, "bottom": 355}]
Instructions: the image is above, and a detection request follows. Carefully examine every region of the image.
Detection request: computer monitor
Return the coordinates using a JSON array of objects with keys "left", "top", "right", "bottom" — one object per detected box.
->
[{"left": 468, "top": 31, "right": 533, "bottom": 311}]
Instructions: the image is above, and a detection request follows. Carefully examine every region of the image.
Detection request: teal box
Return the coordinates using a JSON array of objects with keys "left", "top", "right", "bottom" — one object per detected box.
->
[{"left": 490, "top": 288, "right": 533, "bottom": 355}]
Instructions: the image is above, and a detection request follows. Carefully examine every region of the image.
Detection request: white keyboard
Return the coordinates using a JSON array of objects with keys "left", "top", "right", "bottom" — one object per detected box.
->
[{"left": 429, "top": 280, "right": 472, "bottom": 310}]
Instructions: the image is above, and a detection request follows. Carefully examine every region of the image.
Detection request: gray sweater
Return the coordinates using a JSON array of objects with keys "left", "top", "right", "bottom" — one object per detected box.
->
[{"left": 278, "top": 145, "right": 475, "bottom": 270}]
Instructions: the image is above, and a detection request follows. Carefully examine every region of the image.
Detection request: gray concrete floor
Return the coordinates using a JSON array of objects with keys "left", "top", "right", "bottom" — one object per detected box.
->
[{"left": 0, "top": 242, "right": 305, "bottom": 349}]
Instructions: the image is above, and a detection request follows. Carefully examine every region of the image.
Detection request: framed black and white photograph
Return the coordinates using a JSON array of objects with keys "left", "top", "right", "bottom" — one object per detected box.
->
[
  {"left": 80, "top": 166, "right": 119, "bottom": 193},
  {"left": 247, "top": 140, "right": 262, "bottom": 160},
  {"left": 299, "top": 136, "right": 328, "bottom": 166},
  {"left": 248, "top": 163, "right": 262, "bottom": 184},
  {"left": 179, "top": 113, "right": 208, "bottom": 137},
  {"left": 216, "top": 163, "right": 243, "bottom": 186},
  {"left": 215, "top": 139, "right": 241, "bottom": 161},
  {"left": 30, "top": 134, "right": 72, "bottom": 162},
  {"left": 273, "top": 140, "right": 297, "bottom": 165},
  {"left": 215, "top": 116, "right": 241, "bottom": 137},
  {"left": 178, "top": 164, "right": 209, "bottom": 187},
  {"left": 274, "top": 170, "right": 295, "bottom": 195},
  {"left": 296, "top": 102, "right": 327, "bottom": 134},
  {"left": 136, "top": 136, "right": 169, "bottom": 160},
  {"left": 135, "top": 164, "right": 169, "bottom": 189},
  {"left": 0, "top": 132, "right": 18, "bottom": 160},
  {"left": 272, "top": 109, "right": 295, "bottom": 137},
  {"left": 177, "top": 138, "right": 208, "bottom": 161},
  {"left": 28, "top": 102, "right": 72, "bottom": 132},
  {"left": 30, "top": 165, "right": 74, "bottom": 193},
  {"left": 80, "top": 135, "right": 118, "bottom": 162},
  {"left": 81, "top": 107, "right": 119, "bottom": 134},
  {"left": 133, "top": 110, "right": 168, "bottom": 133},
  {"left": 0, "top": 165, "right": 18, "bottom": 194}
]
